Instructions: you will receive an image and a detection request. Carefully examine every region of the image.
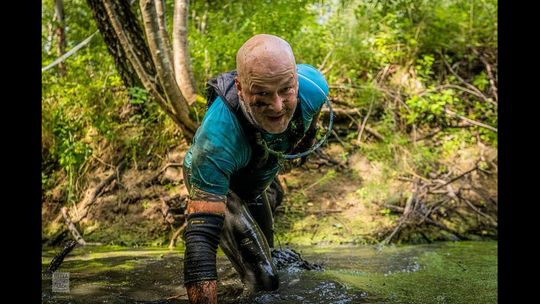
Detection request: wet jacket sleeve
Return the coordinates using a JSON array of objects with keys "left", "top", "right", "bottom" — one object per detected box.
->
[{"left": 183, "top": 210, "right": 224, "bottom": 284}]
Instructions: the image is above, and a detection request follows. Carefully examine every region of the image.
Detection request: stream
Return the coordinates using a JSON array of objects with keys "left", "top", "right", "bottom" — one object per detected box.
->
[{"left": 42, "top": 241, "right": 496, "bottom": 303}]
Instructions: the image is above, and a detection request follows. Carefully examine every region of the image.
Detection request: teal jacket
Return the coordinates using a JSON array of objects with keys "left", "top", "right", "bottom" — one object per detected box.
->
[{"left": 183, "top": 63, "right": 329, "bottom": 197}]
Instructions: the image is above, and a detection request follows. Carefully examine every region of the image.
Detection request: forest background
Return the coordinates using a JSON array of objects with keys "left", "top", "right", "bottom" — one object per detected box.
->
[{"left": 41, "top": 0, "right": 498, "bottom": 248}]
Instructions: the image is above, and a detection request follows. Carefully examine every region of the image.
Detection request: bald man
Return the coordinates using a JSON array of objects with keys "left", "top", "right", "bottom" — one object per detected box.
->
[{"left": 181, "top": 34, "right": 329, "bottom": 303}]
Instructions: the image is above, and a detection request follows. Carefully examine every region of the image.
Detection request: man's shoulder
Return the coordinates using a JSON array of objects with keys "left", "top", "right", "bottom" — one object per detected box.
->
[
  {"left": 195, "top": 97, "right": 248, "bottom": 150},
  {"left": 297, "top": 64, "right": 328, "bottom": 92},
  {"left": 200, "top": 97, "right": 242, "bottom": 133},
  {"left": 297, "top": 64, "right": 329, "bottom": 114}
]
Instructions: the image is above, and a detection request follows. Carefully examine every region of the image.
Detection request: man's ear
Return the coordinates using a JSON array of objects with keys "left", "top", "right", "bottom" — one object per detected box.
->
[
  {"left": 234, "top": 77, "right": 242, "bottom": 92},
  {"left": 235, "top": 77, "right": 244, "bottom": 100}
]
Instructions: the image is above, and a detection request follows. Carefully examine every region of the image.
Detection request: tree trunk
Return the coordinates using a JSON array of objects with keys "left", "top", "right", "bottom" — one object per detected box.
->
[
  {"left": 86, "top": 0, "right": 145, "bottom": 89},
  {"left": 86, "top": 0, "right": 197, "bottom": 141},
  {"left": 54, "top": 0, "right": 67, "bottom": 76},
  {"left": 140, "top": 0, "right": 197, "bottom": 138},
  {"left": 173, "top": 0, "right": 198, "bottom": 105}
]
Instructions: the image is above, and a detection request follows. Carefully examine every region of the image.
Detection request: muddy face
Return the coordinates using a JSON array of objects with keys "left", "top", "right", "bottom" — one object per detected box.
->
[
  {"left": 236, "top": 65, "right": 298, "bottom": 134},
  {"left": 235, "top": 34, "right": 298, "bottom": 134}
]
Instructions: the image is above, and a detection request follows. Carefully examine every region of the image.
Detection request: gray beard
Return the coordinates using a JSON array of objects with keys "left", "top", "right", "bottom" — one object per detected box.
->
[{"left": 238, "top": 95, "right": 296, "bottom": 134}]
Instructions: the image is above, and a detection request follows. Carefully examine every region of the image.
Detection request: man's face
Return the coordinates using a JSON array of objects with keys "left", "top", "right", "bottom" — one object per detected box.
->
[{"left": 236, "top": 65, "right": 298, "bottom": 134}]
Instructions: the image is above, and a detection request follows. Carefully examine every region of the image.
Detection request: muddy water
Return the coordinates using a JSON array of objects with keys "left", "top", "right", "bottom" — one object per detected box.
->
[{"left": 42, "top": 241, "right": 496, "bottom": 303}]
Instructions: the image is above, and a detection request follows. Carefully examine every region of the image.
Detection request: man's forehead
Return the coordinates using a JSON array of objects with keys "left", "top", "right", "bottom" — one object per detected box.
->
[
  {"left": 248, "top": 74, "right": 296, "bottom": 88},
  {"left": 245, "top": 55, "right": 295, "bottom": 72}
]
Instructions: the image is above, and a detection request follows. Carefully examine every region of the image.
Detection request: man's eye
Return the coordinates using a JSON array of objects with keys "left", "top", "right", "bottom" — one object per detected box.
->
[
  {"left": 280, "top": 87, "right": 292, "bottom": 93},
  {"left": 256, "top": 92, "right": 268, "bottom": 96}
]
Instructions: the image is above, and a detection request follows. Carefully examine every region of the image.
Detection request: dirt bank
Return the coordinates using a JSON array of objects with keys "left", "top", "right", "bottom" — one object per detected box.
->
[{"left": 42, "top": 139, "right": 497, "bottom": 247}]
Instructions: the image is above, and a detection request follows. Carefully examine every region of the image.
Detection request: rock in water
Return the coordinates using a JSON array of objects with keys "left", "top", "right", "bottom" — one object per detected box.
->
[{"left": 271, "top": 248, "right": 324, "bottom": 271}]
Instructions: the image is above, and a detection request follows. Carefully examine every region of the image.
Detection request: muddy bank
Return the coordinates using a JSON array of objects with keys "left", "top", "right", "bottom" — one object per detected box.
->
[{"left": 42, "top": 139, "right": 497, "bottom": 247}]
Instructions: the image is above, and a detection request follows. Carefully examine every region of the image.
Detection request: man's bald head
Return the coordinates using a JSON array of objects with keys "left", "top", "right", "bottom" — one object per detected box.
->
[
  {"left": 234, "top": 34, "right": 299, "bottom": 134},
  {"left": 236, "top": 34, "right": 296, "bottom": 85}
]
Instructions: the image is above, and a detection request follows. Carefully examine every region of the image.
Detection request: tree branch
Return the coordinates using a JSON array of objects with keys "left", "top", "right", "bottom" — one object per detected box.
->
[
  {"left": 419, "top": 84, "right": 497, "bottom": 106},
  {"left": 440, "top": 53, "right": 492, "bottom": 105},
  {"left": 61, "top": 207, "right": 87, "bottom": 245},
  {"left": 443, "top": 108, "right": 497, "bottom": 133},
  {"left": 356, "top": 95, "right": 375, "bottom": 143},
  {"left": 42, "top": 32, "right": 98, "bottom": 72},
  {"left": 168, "top": 222, "right": 187, "bottom": 249},
  {"left": 473, "top": 48, "right": 498, "bottom": 103}
]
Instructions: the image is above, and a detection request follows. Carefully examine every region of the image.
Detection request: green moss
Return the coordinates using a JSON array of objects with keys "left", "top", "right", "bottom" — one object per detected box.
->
[
  {"left": 276, "top": 214, "right": 377, "bottom": 246},
  {"left": 83, "top": 219, "right": 169, "bottom": 247},
  {"left": 42, "top": 245, "right": 180, "bottom": 276},
  {"left": 323, "top": 241, "right": 497, "bottom": 304}
]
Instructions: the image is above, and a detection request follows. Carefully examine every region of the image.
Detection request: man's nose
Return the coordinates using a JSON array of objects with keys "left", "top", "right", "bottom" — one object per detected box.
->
[{"left": 269, "top": 93, "right": 284, "bottom": 112}]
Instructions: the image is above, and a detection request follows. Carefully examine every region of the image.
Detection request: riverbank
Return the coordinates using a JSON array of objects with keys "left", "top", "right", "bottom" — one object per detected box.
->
[{"left": 42, "top": 136, "right": 497, "bottom": 248}]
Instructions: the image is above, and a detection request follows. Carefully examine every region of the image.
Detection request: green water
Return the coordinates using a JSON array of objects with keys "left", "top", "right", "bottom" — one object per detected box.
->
[{"left": 42, "top": 241, "right": 497, "bottom": 303}]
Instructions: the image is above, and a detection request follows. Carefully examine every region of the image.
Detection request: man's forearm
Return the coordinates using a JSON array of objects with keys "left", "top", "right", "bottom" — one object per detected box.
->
[
  {"left": 186, "top": 280, "right": 217, "bottom": 304},
  {"left": 183, "top": 197, "right": 226, "bottom": 303}
]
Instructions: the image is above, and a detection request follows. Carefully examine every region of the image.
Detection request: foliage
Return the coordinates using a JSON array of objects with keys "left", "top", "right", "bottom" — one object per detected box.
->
[
  {"left": 42, "top": 0, "right": 179, "bottom": 202},
  {"left": 42, "top": 0, "right": 497, "bottom": 239}
]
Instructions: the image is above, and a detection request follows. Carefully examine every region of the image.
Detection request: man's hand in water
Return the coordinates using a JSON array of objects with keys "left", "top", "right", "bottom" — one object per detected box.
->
[{"left": 186, "top": 280, "right": 217, "bottom": 304}]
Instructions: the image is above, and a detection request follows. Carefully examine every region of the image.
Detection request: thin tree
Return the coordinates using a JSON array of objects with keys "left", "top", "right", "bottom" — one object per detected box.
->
[
  {"left": 54, "top": 0, "right": 67, "bottom": 76},
  {"left": 86, "top": 0, "right": 199, "bottom": 141},
  {"left": 173, "top": 0, "right": 198, "bottom": 105}
]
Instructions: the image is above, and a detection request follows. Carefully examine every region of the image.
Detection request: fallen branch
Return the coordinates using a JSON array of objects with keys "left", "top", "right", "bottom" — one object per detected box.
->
[
  {"left": 168, "top": 222, "right": 187, "bottom": 249},
  {"left": 382, "top": 161, "right": 496, "bottom": 244},
  {"left": 419, "top": 84, "right": 497, "bottom": 106},
  {"left": 61, "top": 207, "right": 86, "bottom": 245},
  {"left": 383, "top": 204, "right": 405, "bottom": 213},
  {"left": 423, "top": 215, "right": 467, "bottom": 240},
  {"left": 381, "top": 179, "right": 419, "bottom": 245},
  {"left": 166, "top": 292, "right": 188, "bottom": 301},
  {"left": 313, "top": 149, "right": 346, "bottom": 169},
  {"left": 74, "top": 158, "right": 127, "bottom": 222},
  {"left": 321, "top": 106, "right": 359, "bottom": 117},
  {"left": 440, "top": 53, "right": 492, "bottom": 105},
  {"left": 306, "top": 209, "right": 343, "bottom": 215},
  {"left": 142, "top": 162, "right": 183, "bottom": 186},
  {"left": 325, "top": 108, "right": 383, "bottom": 141},
  {"left": 473, "top": 48, "right": 498, "bottom": 103},
  {"left": 410, "top": 127, "right": 442, "bottom": 143},
  {"left": 331, "top": 129, "right": 348, "bottom": 147},
  {"left": 357, "top": 96, "right": 375, "bottom": 143},
  {"left": 50, "top": 158, "right": 127, "bottom": 243},
  {"left": 470, "top": 186, "right": 498, "bottom": 206},
  {"left": 45, "top": 240, "right": 78, "bottom": 274},
  {"left": 430, "top": 165, "right": 479, "bottom": 192},
  {"left": 419, "top": 198, "right": 450, "bottom": 224},
  {"left": 381, "top": 221, "right": 405, "bottom": 245},
  {"left": 443, "top": 108, "right": 497, "bottom": 133},
  {"left": 459, "top": 195, "right": 498, "bottom": 227}
]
